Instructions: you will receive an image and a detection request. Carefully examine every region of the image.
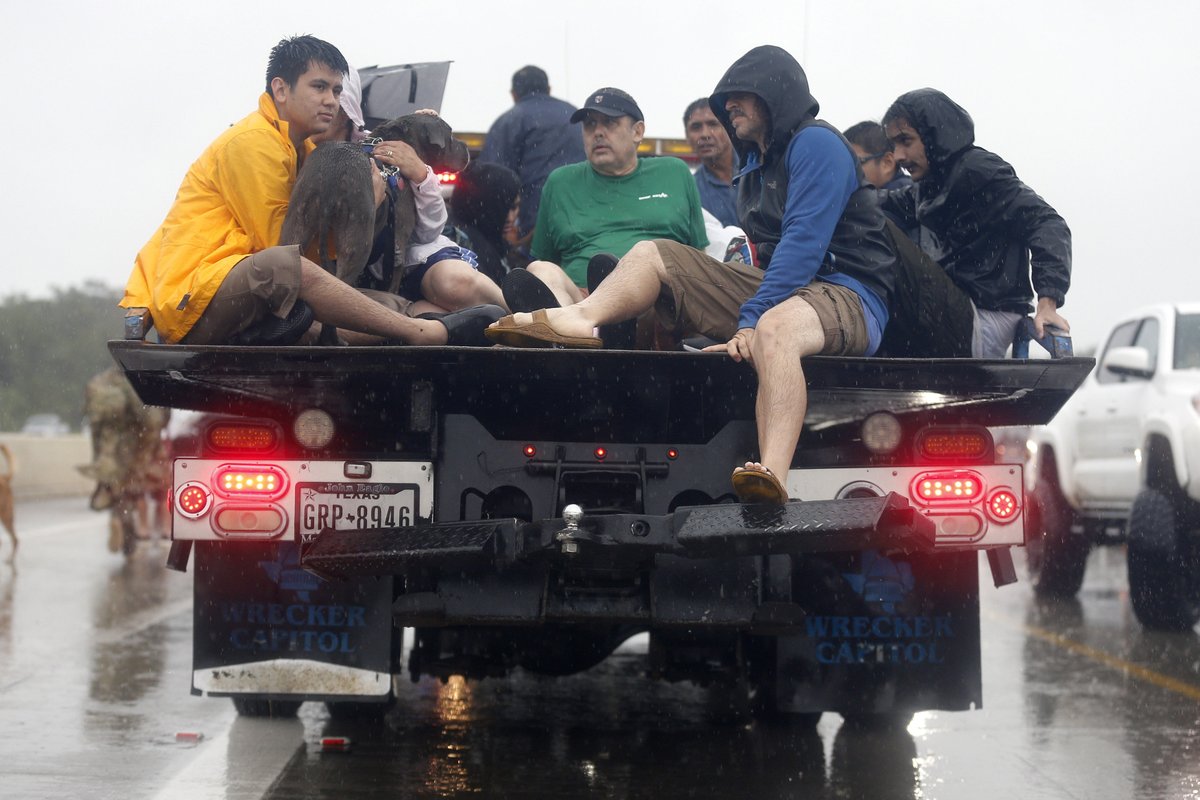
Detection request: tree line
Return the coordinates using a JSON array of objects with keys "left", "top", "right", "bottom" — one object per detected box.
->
[{"left": 0, "top": 283, "right": 126, "bottom": 432}]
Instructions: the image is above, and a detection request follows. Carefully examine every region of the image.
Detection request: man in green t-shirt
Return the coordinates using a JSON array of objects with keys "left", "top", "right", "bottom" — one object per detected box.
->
[{"left": 525, "top": 88, "right": 708, "bottom": 291}]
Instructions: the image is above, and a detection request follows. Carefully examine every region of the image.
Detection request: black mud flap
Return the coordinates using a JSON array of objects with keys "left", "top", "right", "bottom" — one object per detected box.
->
[
  {"left": 774, "top": 550, "right": 982, "bottom": 715},
  {"left": 191, "top": 542, "right": 396, "bottom": 701}
]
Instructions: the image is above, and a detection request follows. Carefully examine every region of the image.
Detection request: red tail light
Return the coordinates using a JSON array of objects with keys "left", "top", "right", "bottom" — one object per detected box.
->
[
  {"left": 176, "top": 482, "right": 212, "bottom": 519},
  {"left": 212, "top": 465, "right": 287, "bottom": 499},
  {"left": 986, "top": 488, "right": 1020, "bottom": 522},
  {"left": 911, "top": 471, "right": 984, "bottom": 505}
]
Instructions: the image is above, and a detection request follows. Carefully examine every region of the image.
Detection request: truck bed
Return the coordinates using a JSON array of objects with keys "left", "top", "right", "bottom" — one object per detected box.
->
[{"left": 109, "top": 342, "right": 1093, "bottom": 444}]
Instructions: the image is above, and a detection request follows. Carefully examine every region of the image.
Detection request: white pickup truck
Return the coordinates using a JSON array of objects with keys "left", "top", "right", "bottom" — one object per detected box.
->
[{"left": 1026, "top": 302, "right": 1200, "bottom": 630}]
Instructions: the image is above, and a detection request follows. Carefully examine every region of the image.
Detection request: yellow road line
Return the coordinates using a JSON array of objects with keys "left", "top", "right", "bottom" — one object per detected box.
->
[{"left": 987, "top": 611, "right": 1200, "bottom": 702}]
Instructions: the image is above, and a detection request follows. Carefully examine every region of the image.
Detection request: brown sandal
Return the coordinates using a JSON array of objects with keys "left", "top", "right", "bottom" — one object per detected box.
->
[
  {"left": 731, "top": 464, "right": 788, "bottom": 505},
  {"left": 485, "top": 309, "right": 603, "bottom": 349}
]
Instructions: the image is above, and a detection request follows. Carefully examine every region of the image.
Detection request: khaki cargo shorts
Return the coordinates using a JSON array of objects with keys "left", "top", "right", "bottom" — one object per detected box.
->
[
  {"left": 182, "top": 245, "right": 303, "bottom": 345},
  {"left": 653, "top": 239, "right": 870, "bottom": 354}
]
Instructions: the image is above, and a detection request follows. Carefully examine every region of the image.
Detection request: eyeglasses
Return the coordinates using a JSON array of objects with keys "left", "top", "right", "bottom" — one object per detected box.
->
[{"left": 857, "top": 151, "right": 889, "bottom": 165}]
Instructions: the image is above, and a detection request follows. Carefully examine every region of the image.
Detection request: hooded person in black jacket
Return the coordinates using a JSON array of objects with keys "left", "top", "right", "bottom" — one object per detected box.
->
[
  {"left": 486, "top": 45, "right": 898, "bottom": 505},
  {"left": 879, "top": 89, "right": 1071, "bottom": 357}
]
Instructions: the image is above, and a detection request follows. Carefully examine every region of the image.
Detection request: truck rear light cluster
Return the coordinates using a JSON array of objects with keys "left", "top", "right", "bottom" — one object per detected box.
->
[
  {"left": 212, "top": 465, "right": 287, "bottom": 499},
  {"left": 861, "top": 412, "right": 903, "bottom": 454},
  {"left": 207, "top": 422, "right": 278, "bottom": 452},
  {"left": 987, "top": 488, "right": 1019, "bottom": 522},
  {"left": 176, "top": 482, "right": 212, "bottom": 519},
  {"left": 912, "top": 471, "right": 983, "bottom": 503},
  {"left": 915, "top": 426, "right": 991, "bottom": 462},
  {"left": 212, "top": 504, "right": 287, "bottom": 537},
  {"left": 521, "top": 444, "right": 681, "bottom": 462},
  {"left": 294, "top": 409, "right": 335, "bottom": 449}
]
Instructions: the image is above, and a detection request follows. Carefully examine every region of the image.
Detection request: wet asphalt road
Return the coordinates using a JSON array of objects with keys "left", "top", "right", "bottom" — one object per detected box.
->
[{"left": 1, "top": 497, "right": 1198, "bottom": 799}]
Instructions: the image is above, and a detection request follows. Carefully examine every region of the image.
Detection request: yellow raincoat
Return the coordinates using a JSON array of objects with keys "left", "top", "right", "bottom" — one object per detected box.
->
[{"left": 121, "top": 94, "right": 316, "bottom": 342}]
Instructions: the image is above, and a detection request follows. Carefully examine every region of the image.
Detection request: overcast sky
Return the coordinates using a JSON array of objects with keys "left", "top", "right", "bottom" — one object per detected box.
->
[{"left": 3, "top": 0, "right": 1196, "bottom": 351}]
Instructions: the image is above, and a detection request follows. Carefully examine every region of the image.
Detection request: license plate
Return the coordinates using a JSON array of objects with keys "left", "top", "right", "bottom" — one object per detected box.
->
[{"left": 296, "top": 481, "right": 420, "bottom": 537}]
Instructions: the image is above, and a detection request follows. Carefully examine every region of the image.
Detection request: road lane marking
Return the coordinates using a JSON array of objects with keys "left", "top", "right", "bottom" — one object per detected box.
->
[{"left": 988, "top": 611, "right": 1200, "bottom": 702}]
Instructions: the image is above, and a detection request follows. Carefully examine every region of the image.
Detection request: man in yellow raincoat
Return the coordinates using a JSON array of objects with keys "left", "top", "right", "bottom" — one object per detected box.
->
[{"left": 121, "top": 35, "right": 464, "bottom": 346}]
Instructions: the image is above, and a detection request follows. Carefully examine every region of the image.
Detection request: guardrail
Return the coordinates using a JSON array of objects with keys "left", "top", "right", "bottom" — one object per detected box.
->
[{"left": 0, "top": 434, "right": 94, "bottom": 499}]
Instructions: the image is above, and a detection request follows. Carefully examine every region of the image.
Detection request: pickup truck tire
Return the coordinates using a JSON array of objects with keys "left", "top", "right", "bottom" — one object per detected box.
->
[
  {"left": 231, "top": 697, "right": 302, "bottom": 718},
  {"left": 1127, "top": 489, "right": 1200, "bottom": 631},
  {"left": 1026, "top": 459, "right": 1089, "bottom": 598}
]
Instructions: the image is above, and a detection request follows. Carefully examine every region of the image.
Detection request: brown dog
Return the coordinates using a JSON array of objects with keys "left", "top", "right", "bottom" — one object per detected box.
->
[
  {"left": 369, "top": 114, "right": 471, "bottom": 293},
  {"left": 0, "top": 444, "right": 16, "bottom": 562}
]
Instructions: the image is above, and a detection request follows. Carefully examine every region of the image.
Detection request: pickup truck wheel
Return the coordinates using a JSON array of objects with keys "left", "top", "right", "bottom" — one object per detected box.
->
[
  {"left": 1027, "top": 482, "right": 1088, "bottom": 598},
  {"left": 231, "top": 697, "right": 302, "bottom": 718},
  {"left": 1127, "top": 489, "right": 1200, "bottom": 631}
]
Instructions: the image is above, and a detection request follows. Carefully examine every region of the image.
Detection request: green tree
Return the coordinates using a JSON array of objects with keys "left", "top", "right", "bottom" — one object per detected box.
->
[{"left": 0, "top": 282, "right": 125, "bottom": 431}]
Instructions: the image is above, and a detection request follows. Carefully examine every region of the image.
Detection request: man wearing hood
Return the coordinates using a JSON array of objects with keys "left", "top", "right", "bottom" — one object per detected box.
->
[
  {"left": 487, "top": 45, "right": 897, "bottom": 505},
  {"left": 879, "top": 89, "right": 1071, "bottom": 357}
]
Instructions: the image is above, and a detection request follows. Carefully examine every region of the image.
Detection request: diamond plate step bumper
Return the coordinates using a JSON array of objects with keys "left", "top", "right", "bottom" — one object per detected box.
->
[{"left": 301, "top": 494, "right": 934, "bottom": 579}]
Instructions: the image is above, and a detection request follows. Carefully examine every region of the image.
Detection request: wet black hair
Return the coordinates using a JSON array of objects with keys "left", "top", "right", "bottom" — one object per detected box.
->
[
  {"left": 511, "top": 66, "right": 550, "bottom": 99},
  {"left": 880, "top": 102, "right": 911, "bottom": 132},
  {"left": 451, "top": 161, "right": 521, "bottom": 241},
  {"left": 682, "top": 98, "right": 711, "bottom": 128},
  {"left": 843, "top": 121, "right": 893, "bottom": 154},
  {"left": 265, "top": 35, "right": 348, "bottom": 94}
]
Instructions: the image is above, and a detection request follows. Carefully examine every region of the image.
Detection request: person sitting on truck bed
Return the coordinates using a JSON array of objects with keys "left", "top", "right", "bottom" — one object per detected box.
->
[
  {"left": 524, "top": 87, "right": 709, "bottom": 292},
  {"left": 121, "top": 35, "right": 493, "bottom": 346},
  {"left": 486, "top": 45, "right": 898, "bottom": 506},
  {"left": 877, "top": 89, "right": 1072, "bottom": 358}
]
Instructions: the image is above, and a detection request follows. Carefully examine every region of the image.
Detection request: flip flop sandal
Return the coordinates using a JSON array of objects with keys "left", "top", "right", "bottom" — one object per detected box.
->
[
  {"left": 485, "top": 309, "right": 603, "bottom": 349},
  {"left": 501, "top": 268, "right": 560, "bottom": 314},
  {"left": 731, "top": 465, "right": 788, "bottom": 505},
  {"left": 411, "top": 304, "right": 506, "bottom": 347}
]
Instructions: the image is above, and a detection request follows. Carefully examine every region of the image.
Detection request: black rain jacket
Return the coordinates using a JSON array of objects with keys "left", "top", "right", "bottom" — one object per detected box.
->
[
  {"left": 880, "top": 89, "right": 1071, "bottom": 314},
  {"left": 709, "top": 45, "right": 896, "bottom": 313}
]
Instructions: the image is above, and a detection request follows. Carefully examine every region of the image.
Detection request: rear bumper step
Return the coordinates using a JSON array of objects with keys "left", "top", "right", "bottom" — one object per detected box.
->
[{"left": 301, "top": 494, "right": 933, "bottom": 579}]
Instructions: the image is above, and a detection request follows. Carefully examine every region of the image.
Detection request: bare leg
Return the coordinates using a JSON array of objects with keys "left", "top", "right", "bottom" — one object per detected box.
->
[
  {"left": 420, "top": 260, "right": 506, "bottom": 311},
  {"left": 298, "top": 259, "right": 447, "bottom": 344},
  {"left": 750, "top": 297, "right": 826, "bottom": 480},
  {"left": 526, "top": 261, "right": 585, "bottom": 306},
  {"left": 501, "top": 241, "right": 668, "bottom": 337}
]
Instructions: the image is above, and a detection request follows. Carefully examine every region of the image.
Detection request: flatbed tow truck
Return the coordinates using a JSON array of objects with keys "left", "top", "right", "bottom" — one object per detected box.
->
[{"left": 109, "top": 335, "right": 1090, "bottom": 725}]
